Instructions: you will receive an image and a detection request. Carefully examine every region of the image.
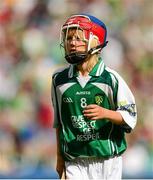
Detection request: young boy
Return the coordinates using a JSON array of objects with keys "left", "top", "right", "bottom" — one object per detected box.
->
[{"left": 51, "top": 14, "right": 137, "bottom": 179}]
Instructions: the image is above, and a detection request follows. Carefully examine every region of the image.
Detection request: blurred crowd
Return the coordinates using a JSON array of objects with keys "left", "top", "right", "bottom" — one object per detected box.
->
[{"left": 0, "top": 0, "right": 152, "bottom": 178}]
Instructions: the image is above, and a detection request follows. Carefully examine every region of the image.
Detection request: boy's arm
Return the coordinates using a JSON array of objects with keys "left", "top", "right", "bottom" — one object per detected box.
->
[
  {"left": 83, "top": 104, "right": 124, "bottom": 125},
  {"left": 56, "top": 128, "right": 66, "bottom": 179}
]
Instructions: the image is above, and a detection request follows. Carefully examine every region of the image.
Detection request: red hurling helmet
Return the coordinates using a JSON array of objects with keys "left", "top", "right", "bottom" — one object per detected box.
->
[{"left": 60, "top": 14, "right": 108, "bottom": 64}]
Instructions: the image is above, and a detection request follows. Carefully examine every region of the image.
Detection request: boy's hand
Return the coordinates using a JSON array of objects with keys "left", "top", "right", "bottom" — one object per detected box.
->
[{"left": 83, "top": 104, "right": 106, "bottom": 120}]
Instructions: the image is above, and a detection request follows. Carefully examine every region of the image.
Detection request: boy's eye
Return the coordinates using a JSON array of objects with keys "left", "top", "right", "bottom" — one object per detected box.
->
[
  {"left": 76, "top": 36, "right": 81, "bottom": 40},
  {"left": 67, "top": 36, "right": 81, "bottom": 41},
  {"left": 67, "top": 36, "right": 72, "bottom": 41}
]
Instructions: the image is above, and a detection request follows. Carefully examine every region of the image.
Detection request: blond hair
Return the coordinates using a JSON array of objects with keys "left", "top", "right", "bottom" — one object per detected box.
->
[{"left": 86, "top": 37, "right": 100, "bottom": 72}]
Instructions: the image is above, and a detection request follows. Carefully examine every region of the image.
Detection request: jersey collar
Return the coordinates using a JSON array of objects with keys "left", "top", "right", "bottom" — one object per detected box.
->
[
  {"left": 89, "top": 58, "right": 105, "bottom": 77},
  {"left": 68, "top": 57, "right": 105, "bottom": 78},
  {"left": 68, "top": 64, "right": 78, "bottom": 78}
]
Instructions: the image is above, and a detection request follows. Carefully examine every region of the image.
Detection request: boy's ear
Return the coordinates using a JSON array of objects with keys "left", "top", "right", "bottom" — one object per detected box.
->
[{"left": 89, "top": 37, "right": 99, "bottom": 49}]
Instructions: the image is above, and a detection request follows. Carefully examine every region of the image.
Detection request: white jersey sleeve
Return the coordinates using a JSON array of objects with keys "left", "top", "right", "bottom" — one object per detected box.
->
[
  {"left": 116, "top": 72, "right": 137, "bottom": 130},
  {"left": 107, "top": 67, "right": 137, "bottom": 131},
  {"left": 51, "top": 66, "right": 69, "bottom": 128}
]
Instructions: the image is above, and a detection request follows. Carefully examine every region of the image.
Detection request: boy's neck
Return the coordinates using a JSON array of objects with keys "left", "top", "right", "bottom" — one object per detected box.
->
[{"left": 77, "top": 54, "right": 99, "bottom": 76}]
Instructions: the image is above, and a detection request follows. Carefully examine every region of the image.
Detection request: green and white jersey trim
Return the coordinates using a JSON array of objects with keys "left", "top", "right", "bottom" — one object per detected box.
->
[{"left": 96, "top": 60, "right": 105, "bottom": 76}]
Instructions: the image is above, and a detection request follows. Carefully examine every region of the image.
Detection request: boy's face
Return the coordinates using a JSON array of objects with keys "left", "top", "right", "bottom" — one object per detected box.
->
[{"left": 64, "top": 28, "right": 87, "bottom": 54}]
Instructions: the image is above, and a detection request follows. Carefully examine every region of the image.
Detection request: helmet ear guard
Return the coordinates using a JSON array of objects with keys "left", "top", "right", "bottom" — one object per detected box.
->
[
  {"left": 60, "top": 14, "right": 108, "bottom": 65},
  {"left": 88, "top": 40, "right": 108, "bottom": 55}
]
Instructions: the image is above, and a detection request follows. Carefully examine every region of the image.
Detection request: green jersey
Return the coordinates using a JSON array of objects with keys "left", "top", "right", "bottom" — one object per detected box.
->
[{"left": 51, "top": 58, "right": 137, "bottom": 161}]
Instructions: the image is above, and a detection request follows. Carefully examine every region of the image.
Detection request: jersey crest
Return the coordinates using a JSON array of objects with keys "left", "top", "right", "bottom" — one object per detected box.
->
[{"left": 95, "top": 94, "right": 103, "bottom": 105}]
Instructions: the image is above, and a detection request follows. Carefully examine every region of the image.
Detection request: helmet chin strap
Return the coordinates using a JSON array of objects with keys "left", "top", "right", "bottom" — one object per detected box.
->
[
  {"left": 65, "top": 41, "right": 108, "bottom": 65},
  {"left": 65, "top": 52, "right": 87, "bottom": 65}
]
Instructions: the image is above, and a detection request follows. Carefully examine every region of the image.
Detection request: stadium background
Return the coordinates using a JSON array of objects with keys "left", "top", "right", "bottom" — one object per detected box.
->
[{"left": 0, "top": 0, "right": 152, "bottom": 178}]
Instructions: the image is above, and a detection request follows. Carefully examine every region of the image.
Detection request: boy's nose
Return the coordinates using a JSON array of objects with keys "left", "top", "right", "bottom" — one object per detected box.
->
[{"left": 69, "top": 37, "right": 77, "bottom": 44}]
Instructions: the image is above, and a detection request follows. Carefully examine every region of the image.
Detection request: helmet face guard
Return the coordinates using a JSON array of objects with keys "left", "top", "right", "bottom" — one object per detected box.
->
[
  {"left": 60, "top": 14, "right": 108, "bottom": 65},
  {"left": 65, "top": 52, "right": 88, "bottom": 65}
]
